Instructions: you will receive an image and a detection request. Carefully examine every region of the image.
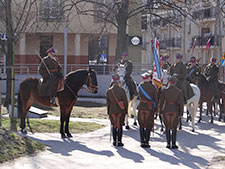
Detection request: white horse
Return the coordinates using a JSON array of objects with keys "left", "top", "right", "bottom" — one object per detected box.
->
[
  {"left": 118, "top": 64, "right": 138, "bottom": 129},
  {"left": 161, "top": 70, "right": 201, "bottom": 132}
]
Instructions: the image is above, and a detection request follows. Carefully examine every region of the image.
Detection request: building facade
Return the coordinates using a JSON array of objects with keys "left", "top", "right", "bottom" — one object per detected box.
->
[{"left": 141, "top": 0, "right": 225, "bottom": 65}]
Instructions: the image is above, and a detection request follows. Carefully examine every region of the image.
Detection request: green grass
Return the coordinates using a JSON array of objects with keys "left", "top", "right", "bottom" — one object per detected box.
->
[
  {"left": 0, "top": 127, "right": 45, "bottom": 163},
  {"left": 1, "top": 117, "right": 104, "bottom": 133}
]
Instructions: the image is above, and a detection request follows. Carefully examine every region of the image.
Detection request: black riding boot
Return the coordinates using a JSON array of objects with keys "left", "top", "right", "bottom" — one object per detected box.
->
[
  {"left": 144, "top": 128, "right": 151, "bottom": 148},
  {"left": 117, "top": 128, "right": 124, "bottom": 146},
  {"left": 112, "top": 128, "right": 117, "bottom": 146},
  {"left": 166, "top": 130, "right": 171, "bottom": 149},
  {"left": 172, "top": 129, "right": 178, "bottom": 149},
  {"left": 140, "top": 128, "right": 145, "bottom": 147}
]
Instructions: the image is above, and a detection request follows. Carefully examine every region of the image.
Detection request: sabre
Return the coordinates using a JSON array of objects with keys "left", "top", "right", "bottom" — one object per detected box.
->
[{"left": 35, "top": 51, "right": 51, "bottom": 76}]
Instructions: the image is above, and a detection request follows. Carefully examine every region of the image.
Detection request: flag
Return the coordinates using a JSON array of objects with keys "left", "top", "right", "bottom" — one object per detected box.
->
[
  {"left": 152, "top": 38, "right": 163, "bottom": 88},
  {"left": 206, "top": 37, "right": 211, "bottom": 50},
  {"left": 191, "top": 37, "right": 197, "bottom": 56}
]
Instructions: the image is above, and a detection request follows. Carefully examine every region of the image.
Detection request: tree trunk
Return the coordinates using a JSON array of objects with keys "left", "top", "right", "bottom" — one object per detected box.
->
[
  {"left": 5, "top": 0, "right": 17, "bottom": 131},
  {"left": 115, "top": 0, "right": 129, "bottom": 62}
]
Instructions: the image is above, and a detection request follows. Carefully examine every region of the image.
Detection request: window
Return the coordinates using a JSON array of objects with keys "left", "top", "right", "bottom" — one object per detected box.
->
[
  {"left": 94, "top": 0, "right": 114, "bottom": 23},
  {"left": 40, "top": 35, "right": 53, "bottom": 57},
  {"left": 88, "top": 35, "right": 109, "bottom": 63},
  {"left": 41, "top": 0, "right": 62, "bottom": 20}
]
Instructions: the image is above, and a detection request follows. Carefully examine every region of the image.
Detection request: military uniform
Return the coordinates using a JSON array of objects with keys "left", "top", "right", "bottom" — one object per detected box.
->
[
  {"left": 204, "top": 63, "right": 220, "bottom": 99},
  {"left": 119, "top": 59, "right": 137, "bottom": 100},
  {"left": 137, "top": 79, "right": 158, "bottom": 148},
  {"left": 38, "top": 55, "right": 63, "bottom": 97},
  {"left": 106, "top": 81, "right": 128, "bottom": 146},
  {"left": 186, "top": 64, "right": 201, "bottom": 83},
  {"left": 170, "top": 61, "right": 194, "bottom": 102},
  {"left": 159, "top": 78, "right": 184, "bottom": 149}
]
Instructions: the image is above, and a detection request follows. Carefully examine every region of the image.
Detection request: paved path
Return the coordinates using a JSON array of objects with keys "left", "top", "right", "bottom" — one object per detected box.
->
[{"left": 1, "top": 114, "right": 225, "bottom": 169}]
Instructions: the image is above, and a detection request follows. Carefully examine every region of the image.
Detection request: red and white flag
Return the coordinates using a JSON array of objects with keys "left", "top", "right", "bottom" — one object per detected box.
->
[
  {"left": 191, "top": 37, "right": 197, "bottom": 55},
  {"left": 206, "top": 37, "right": 211, "bottom": 50}
]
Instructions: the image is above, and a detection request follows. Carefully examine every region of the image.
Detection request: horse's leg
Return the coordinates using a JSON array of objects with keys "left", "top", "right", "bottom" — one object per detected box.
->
[
  {"left": 20, "top": 100, "right": 32, "bottom": 134},
  {"left": 198, "top": 103, "right": 202, "bottom": 123},
  {"left": 209, "top": 102, "right": 214, "bottom": 123},
  {"left": 128, "top": 101, "right": 132, "bottom": 118},
  {"left": 64, "top": 104, "right": 73, "bottom": 137},
  {"left": 179, "top": 118, "right": 182, "bottom": 130},
  {"left": 159, "top": 115, "right": 164, "bottom": 132},
  {"left": 125, "top": 114, "right": 129, "bottom": 130},
  {"left": 60, "top": 112, "right": 66, "bottom": 138},
  {"left": 132, "top": 97, "right": 137, "bottom": 126},
  {"left": 65, "top": 113, "right": 72, "bottom": 138}
]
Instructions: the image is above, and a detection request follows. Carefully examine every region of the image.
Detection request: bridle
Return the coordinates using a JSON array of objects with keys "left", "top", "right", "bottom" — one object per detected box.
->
[{"left": 83, "top": 73, "right": 98, "bottom": 93}]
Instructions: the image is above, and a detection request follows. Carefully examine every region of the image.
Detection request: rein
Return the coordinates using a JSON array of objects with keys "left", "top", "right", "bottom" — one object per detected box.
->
[
  {"left": 83, "top": 73, "right": 98, "bottom": 92},
  {"left": 64, "top": 81, "right": 77, "bottom": 99}
]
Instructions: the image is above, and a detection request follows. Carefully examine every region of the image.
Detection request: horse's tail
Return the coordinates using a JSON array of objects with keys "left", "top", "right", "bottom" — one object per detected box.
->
[{"left": 17, "top": 90, "right": 22, "bottom": 119}]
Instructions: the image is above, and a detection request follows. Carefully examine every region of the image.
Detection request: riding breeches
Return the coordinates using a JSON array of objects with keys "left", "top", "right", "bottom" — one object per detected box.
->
[
  {"left": 163, "top": 112, "right": 179, "bottom": 130},
  {"left": 138, "top": 110, "right": 154, "bottom": 129},
  {"left": 109, "top": 113, "right": 124, "bottom": 128}
]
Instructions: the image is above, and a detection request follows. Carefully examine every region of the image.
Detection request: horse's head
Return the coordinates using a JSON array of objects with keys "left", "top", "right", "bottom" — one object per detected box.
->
[
  {"left": 86, "top": 68, "right": 98, "bottom": 94},
  {"left": 118, "top": 64, "right": 126, "bottom": 84}
]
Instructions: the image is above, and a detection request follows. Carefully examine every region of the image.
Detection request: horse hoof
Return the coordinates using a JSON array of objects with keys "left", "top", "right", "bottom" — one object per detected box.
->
[
  {"left": 198, "top": 120, "right": 201, "bottom": 123},
  {"left": 161, "top": 128, "right": 164, "bottom": 132},
  {"left": 61, "top": 134, "right": 66, "bottom": 138},
  {"left": 133, "top": 122, "right": 137, "bottom": 126},
  {"left": 125, "top": 126, "right": 129, "bottom": 130},
  {"left": 210, "top": 120, "right": 213, "bottom": 124},
  {"left": 67, "top": 133, "right": 73, "bottom": 138},
  {"left": 179, "top": 127, "right": 182, "bottom": 130},
  {"left": 21, "top": 128, "right": 27, "bottom": 134},
  {"left": 192, "top": 129, "right": 195, "bottom": 132}
]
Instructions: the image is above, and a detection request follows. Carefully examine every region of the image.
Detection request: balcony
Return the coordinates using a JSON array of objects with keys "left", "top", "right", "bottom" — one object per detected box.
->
[
  {"left": 159, "top": 37, "right": 182, "bottom": 49},
  {"left": 193, "top": 8, "right": 216, "bottom": 21},
  {"left": 191, "top": 35, "right": 219, "bottom": 47}
]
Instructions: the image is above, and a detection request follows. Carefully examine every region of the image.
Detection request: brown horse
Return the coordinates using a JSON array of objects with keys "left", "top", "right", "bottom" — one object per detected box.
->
[
  {"left": 217, "top": 81, "right": 225, "bottom": 122},
  {"left": 196, "top": 73, "right": 217, "bottom": 123},
  {"left": 18, "top": 68, "right": 98, "bottom": 138}
]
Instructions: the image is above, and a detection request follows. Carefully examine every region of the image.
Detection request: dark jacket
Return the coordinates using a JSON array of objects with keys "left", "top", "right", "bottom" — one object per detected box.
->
[
  {"left": 170, "top": 61, "right": 194, "bottom": 100},
  {"left": 106, "top": 85, "right": 128, "bottom": 115},
  {"left": 38, "top": 56, "right": 63, "bottom": 97},
  {"left": 204, "top": 64, "right": 219, "bottom": 81}
]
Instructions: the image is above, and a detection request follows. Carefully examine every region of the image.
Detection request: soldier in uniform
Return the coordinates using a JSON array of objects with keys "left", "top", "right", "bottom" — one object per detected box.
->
[
  {"left": 161, "top": 55, "right": 171, "bottom": 71},
  {"left": 119, "top": 52, "right": 137, "bottom": 100},
  {"left": 159, "top": 75, "right": 184, "bottom": 149},
  {"left": 38, "top": 48, "right": 63, "bottom": 105},
  {"left": 106, "top": 74, "right": 128, "bottom": 147},
  {"left": 137, "top": 72, "right": 158, "bottom": 148},
  {"left": 204, "top": 57, "right": 220, "bottom": 101},
  {"left": 186, "top": 56, "right": 201, "bottom": 83},
  {"left": 170, "top": 54, "right": 194, "bottom": 104}
]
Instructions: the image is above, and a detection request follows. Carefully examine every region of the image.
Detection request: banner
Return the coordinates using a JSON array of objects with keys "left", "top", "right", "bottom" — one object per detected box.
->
[{"left": 151, "top": 38, "right": 163, "bottom": 88}]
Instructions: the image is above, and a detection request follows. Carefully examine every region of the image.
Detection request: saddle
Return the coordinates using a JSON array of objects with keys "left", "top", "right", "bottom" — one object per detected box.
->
[{"left": 38, "top": 78, "right": 64, "bottom": 97}]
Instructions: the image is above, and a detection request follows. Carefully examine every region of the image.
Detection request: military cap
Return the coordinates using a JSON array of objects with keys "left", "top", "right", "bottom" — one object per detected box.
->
[
  {"left": 121, "top": 52, "right": 128, "bottom": 57},
  {"left": 190, "top": 56, "right": 196, "bottom": 63},
  {"left": 141, "top": 72, "right": 150, "bottom": 80},
  {"left": 112, "top": 74, "right": 120, "bottom": 83},
  {"left": 169, "top": 75, "right": 178, "bottom": 84},
  {"left": 46, "top": 48, "right": 56, "bottom": 54},
  {"left": 176, "top": 53, "right": 183, "bottom": 59},
  {"left": 210, "top": 57, "right": 216, "bottom": 63}
]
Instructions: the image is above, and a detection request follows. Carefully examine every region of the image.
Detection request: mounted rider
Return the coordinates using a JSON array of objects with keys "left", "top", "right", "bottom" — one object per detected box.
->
[
  {"left": 159, "top": 75, "right": 184, "bottom": 149},
  {"left": 38, "top": 48, "right": 64, "bottom": 105},
  {"left": 137, "top": 72, "right": 158, "bottom": 148},
  {"left": 106, "top": 74, "right": 128, "bottom": 147},
  {"left": 169, "top": 54, "right": 194, "bottom": 104},
  {"left": 203, "top": 57, "right": 220, "bottom": 101},
  {"left": 118, "top": 52, "right": 137, "bottom": 100},
  {"left": 161, "top": 55, "right": 171, "bottom": 71},
  {"left": 186, "top": 56, "right": 201, "bottom": 83}
]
